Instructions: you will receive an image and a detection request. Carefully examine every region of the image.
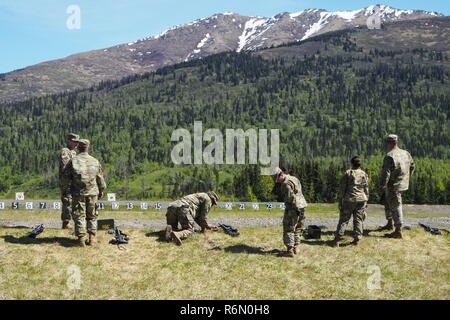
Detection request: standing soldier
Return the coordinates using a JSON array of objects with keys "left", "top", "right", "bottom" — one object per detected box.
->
[
  {"left": 59, "top": 133, "right": 79, "bottom": 229},
  {"left": 62, "top": 139, "right": 106, "bottom": 247},
  {"left": 378, "top": 134, "right": 415, "bottom": 239},
  {"left": 164, "top": 192, "right": 219, "bottom": 246},
  {"left": 273, "top": 167, "right": 308, "bottom": 257},
  {"left": 331, "top": 156, "right": 369, "bottom": 247}
]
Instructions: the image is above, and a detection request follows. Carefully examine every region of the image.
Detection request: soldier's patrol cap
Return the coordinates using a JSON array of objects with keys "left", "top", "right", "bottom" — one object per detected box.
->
[
  {"left": 67, "top": 133, "right": 80, "bottom": 142},
  {"left": 271, "top": 167, "right": 283, "bottom": 180},
  {"left": 78, "top": 139, "right": 90, "bottom": 147},
  {"left": 207, "top": 191, "right": 219, "bottom": 205},
  {"left": 386, "top": 134, "right": 398, "bottom": 142},
  {"left": 351, "top": 156, "right": 362, "bottom": 166}
]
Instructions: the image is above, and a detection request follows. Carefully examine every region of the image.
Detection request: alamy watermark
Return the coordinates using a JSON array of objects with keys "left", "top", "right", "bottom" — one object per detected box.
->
[
  {"left": 367, "top": 265, "right": 381, "bottom": 290},
  {"left": 66, "top": 264, "right": 81, "bottom": 291},
  {"left": 66, "top": 5, "right": 81, "bottom": 30},
  {"left": 171, "top": 121, "right": 279, "bottom": 175},
  {"left": 367, "top": 6, "right": 382, "bottom": 30}
]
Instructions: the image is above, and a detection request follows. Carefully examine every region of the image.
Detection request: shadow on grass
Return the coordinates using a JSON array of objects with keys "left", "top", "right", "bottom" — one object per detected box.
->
[
  {"left": 1, "top": 235, "right": 78, "bottom": 247},
  {"left": 300, "top": 239, "right": 330, "bottom": 246},
  {"left": 363, "top": 228, "right": 393, "bottom": 238},
  {"left": 145, "top": 230, "right": 167, "bottom": 242},
  {"left": 224, "top": 244, "right": 284, "bottom": 256},
  {"left": 320, "top": 229, "right": 388, "bottom": 239}
]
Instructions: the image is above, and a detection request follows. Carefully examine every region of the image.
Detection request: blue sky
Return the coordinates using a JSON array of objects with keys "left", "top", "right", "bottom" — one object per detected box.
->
[{"left": 0, "top": 0, "right": 448, "bottom": 73}]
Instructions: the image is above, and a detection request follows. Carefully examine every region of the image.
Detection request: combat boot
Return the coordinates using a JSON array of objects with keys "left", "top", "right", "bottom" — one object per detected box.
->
[
  {"left": 385, "top": 226, "right": 403, "bottom": 239},
  {"left": 87, "top": 233, "right": 97, "bottom": 246},
  {"left": 164, "top": 225, "right": 173, "bottom": 242},
  {"left": 171, "top": 231, "right": 183, "bottom": 246},
  {"left": 293, "top": 246, "right": 299, "bottom": 255},
  {"left": 378, "top": 219, "right": 394, "bottom": 231},
  {"left": 62, "top": 221, "right": 70, "bottom": 229},
  {"left": 350, "top": 238, "right": 359, "bottom": 246},
  {"left": 78, "top": 236, "right": 87, "bottom": 247},
  {"left": 285, "top": 246, "right": 295, "bottom": 258}
]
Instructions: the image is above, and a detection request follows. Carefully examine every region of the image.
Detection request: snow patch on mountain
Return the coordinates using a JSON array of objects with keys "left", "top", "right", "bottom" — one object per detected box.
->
[
  {"left": 301, "top": 12, "right": 332, "bottom": 41},
  {"left": 333, "top": 9, "right": 363, "bottom": 21},
  {"left": 197, "top": 33, "right": 211, "bottom": 48},
  {"left": 237, "top": 17, "right": 269, "bottom": 52},
  {"left": 289, "top": 10, "right": 305, "bottom": 19},
  {"left": 364, "top": 5, "right": 414, "bottom": 18}
]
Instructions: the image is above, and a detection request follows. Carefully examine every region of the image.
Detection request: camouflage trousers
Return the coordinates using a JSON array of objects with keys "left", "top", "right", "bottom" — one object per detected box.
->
[
  {"left": 335, "top": 201, "right": 367, "bottom": 240},
  {"left": 60, "top": 193, "right": 72, "bottom": 222},
  {"left": 384, "top": 190, "right": 403, "bottom": 227},
  {"left": 282, "top": 208, "right": 305, "bottom": 247},
  {"left": 71, "top": 195, "right": 99, "bottom": 237},
  {"left": 166, "top": 205, "right": 195, "bottom": 240}
]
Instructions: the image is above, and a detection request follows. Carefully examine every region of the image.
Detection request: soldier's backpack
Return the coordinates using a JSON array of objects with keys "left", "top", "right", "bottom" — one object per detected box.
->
[{"left": 305, "top": 225, "right": 321, "bottom": 239}]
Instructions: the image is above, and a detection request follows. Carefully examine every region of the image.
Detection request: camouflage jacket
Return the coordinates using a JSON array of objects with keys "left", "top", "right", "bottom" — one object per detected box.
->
[
  {"left": 58, "top": 147, "right": 76, "bottom": 182},
  {"left": 339, "top": 168, "right": 369, "bottom": 203},
  {"left": 380, "top": 147, "right": 415, "bottom": 192},
  {"left": 171, "top": 193, "right": 212, "bottom": 229},
  {"left": 280, "top": 175, "right": 307, "bottom": 209},
  {"left": 61, "top": 152, "right": 106, "bottom": 196}
]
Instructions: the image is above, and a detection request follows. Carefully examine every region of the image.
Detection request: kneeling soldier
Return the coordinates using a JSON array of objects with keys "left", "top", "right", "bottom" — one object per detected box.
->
[
  {"left": 273, "top": 167, "right": 308, "bottom": 257},
  {"left": 164, "top": 192, "right": 219, "bottom": 246},
  {"left": 62, "top": 139, "right": 106, "bottom": 247},
  {"left": 332, "top": 156, "right": 369, "bottom": 247}
]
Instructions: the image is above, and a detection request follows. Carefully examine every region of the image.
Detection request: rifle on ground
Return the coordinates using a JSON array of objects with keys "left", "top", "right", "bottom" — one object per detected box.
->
[
  {"left": 109, "top": 227, "right": 129, "bottom": 245},
  {"left": 29, "top": 224, "right": 44, "bottom": 238},
  {"left": 218, "top": 223, "right": 240, "bottom": 237},
  {"left": 419, "top": 223, "right": 449, "bottom": 235}
]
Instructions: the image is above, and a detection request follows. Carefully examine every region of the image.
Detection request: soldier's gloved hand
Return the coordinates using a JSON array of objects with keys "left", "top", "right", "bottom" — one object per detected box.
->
[{"left": 98, "top": 191, "right": 104, "bottom": 198}]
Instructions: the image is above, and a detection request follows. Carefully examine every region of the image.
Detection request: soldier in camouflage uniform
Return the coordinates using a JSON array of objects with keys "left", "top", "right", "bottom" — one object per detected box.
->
[
  {"left": 378, "top": 134, "right": 415, "bottom": 239},
  {"left": 273, "top": 167, "right": 307, "bottom": 257},
  {"left": 59, "top": 133, "right": 79, "bottom": 229},
  {"left": 62, "top": 139, "right": 106, "bottom": 247},
  {"left": 331, "top": 156, "right": 369, "bottom": 247},
  {"left": 164, "top": 192, "right": 219, "bottom": 246}
]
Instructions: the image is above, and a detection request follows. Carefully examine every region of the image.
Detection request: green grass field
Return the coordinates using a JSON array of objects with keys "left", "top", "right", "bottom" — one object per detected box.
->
[{"left": 0, "top": 225, "right": 448, "bottom": 300}]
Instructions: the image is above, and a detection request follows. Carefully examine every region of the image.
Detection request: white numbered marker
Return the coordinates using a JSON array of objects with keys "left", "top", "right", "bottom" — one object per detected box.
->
[
  {"left": 140, "top": 202, "right": 148, "bottom": 210},
  {"left": 15, "top": 192, "right": 25, "bottom": 201}
]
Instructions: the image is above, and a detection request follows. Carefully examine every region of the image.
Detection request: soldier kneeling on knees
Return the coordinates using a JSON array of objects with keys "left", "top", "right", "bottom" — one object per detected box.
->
[{"left": 164, "top": 192, "right": 219, "bottom": 246}]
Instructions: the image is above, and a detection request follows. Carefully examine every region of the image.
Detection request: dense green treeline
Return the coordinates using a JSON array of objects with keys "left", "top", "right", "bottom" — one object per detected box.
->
[
  {"left": 0, "top": 32, "right": 448, "bottom": 202},
  {"left": 232, "top": 158, "right": 450, "bottom": 204}
]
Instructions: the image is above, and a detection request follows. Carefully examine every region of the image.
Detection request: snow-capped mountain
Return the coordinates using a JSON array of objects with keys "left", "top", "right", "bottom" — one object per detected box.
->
[{"left": 0, "top": 4, "right": 444, "bottom": 102}]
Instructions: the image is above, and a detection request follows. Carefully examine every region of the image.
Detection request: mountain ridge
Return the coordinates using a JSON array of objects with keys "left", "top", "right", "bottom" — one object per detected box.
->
[{"left": 0, "top": 4, "right": 445, "bottom": 103}]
